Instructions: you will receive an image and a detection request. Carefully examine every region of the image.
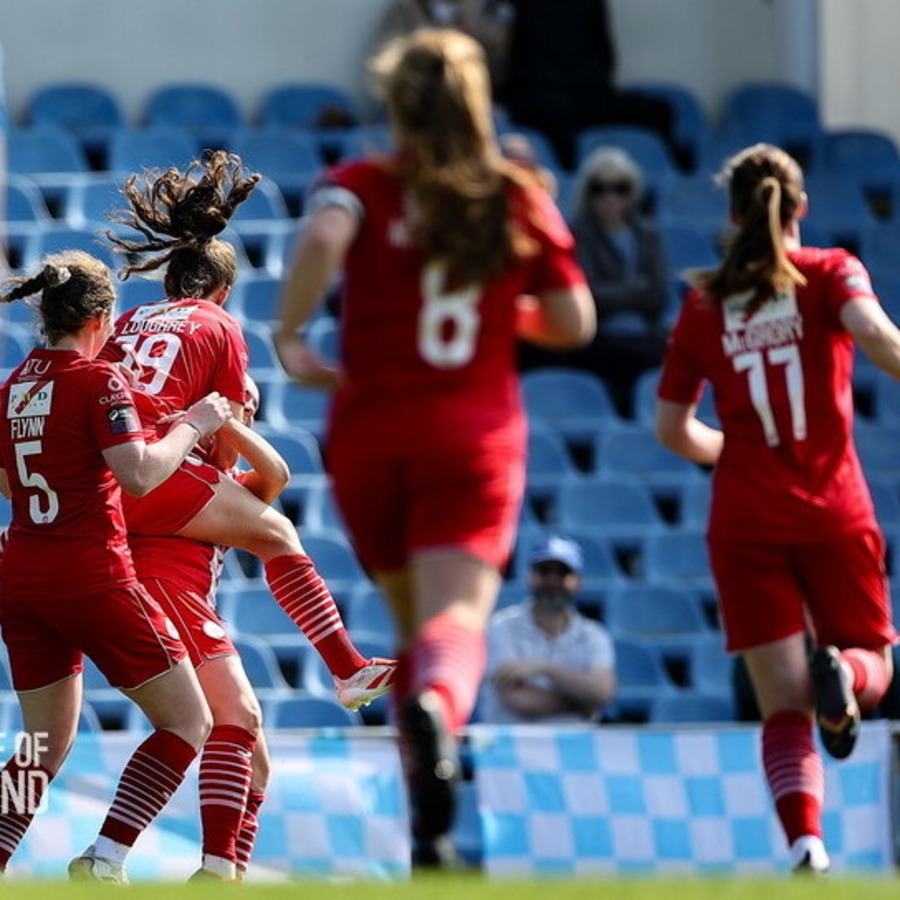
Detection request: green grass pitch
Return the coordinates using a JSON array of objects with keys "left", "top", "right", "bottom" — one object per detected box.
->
[{"left": 2, "top": 874, "right": 898, "bottom": 899}]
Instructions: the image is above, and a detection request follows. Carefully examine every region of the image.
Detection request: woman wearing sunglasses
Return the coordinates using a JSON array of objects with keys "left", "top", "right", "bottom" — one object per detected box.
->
[{"left": 521, "top": 145, "right": 669, "bottom": 416}]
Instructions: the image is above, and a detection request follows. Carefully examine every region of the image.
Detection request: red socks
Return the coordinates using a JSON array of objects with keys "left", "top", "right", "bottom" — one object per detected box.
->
[
  {"left": 235, "top": 790, "right": 266, "bottom": 876},
  {"left": 99, "top": 729, "right": 197, "bottom": 847},
  {"left": 0, "top": 759, "right": 52, "bottom": 868},
  {"left": 762, "top": 710, "right": 824, "bottom": 844},
  {"left": 409, "top": 613, "right": 486, "bottom": 733},
  {"left": 841, "top": 648, "right": 892, "bottom": 712},
  {"left": 264, "top": 554, "right": 365, "bottom": 679},
  {"left": 199, "top": 725, "right": 256, "bottom": 863}
]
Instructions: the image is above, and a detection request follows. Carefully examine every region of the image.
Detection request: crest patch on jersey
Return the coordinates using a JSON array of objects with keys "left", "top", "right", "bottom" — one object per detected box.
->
[
  {"left": 131, "top": 302, "right": 195, "bottom": 323},
  {"left": 107, "top": 404, "right": 140, "bottom": 435},
  {"left": 8, "top": 381, "right": 53, "bottom": 418}
]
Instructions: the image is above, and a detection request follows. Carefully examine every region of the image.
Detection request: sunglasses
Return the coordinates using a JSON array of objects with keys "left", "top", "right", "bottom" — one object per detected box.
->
[
  {"left": 588, "top": 180, "right": 631, "bottom": 198},
  {"left": 532, "top": 561, "right": 575, "bottom": 577}
]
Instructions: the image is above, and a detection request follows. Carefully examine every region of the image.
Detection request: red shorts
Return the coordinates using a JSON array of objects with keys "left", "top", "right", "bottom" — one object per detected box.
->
[
  {"left": 328, "top": 422, "right": 525, "bottom": 572},
  {"left": 123, "top": 456, "right": 221, "bottom": 535},
  {"left": 709, "top": 527, "right": 897, "bottom": 652},
  {"left": 141, "top": 576, "right": 236, "bottom": 669},
  {"left": 2, "top": 583, "right": 186, "bottom": 691}
]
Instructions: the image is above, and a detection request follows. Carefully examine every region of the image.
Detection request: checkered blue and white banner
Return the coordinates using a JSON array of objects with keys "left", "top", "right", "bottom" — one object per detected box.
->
[
  {"left": 7, "top": 731, "right": 409, "bottom": 882},
  {"left": 469, "top": 721, "right": 894, "bottom": 877}
]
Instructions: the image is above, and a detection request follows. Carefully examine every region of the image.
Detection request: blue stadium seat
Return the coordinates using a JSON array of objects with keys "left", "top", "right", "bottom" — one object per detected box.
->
[
  {"left": 261, "top": 378, "right": 330, "bottom": 438},
  {"left": 21, "top": 226, "right": 117, "bottom": 272},
  {"left": 594, "top": 425, "right": 706, "bottom": 489},
  {"left": 658, "top": 222, "right": 721, "bottom": 277},
  {"left": 5, "top": 175, "right": 53, "bottom": 224},
  {"left": 632, "top": 367, "right": 719, "bottom": 429},
  {"left": 300, "top": 480, "right": 346, "bottom": 533},
  {"left": 855, "top": 422, "right": 900, "bottom": 479},
  {"left": 243, "top": 323, "right": 281, "bottom": 377},
  {"left": 233, "top": 275, "right": 282, "bottom": 324},
  {"left": 527, "top": 422, "right": 578, "bottom": 484},
  {"left": 553, "top": 476, "right": 666, "bottom": 538},
  {"left": 27, "top": 82, "right": 125, "bottom": 139},
  {"left": 629, "top": 81, "right": 712, "bottom": 168},
  {"left": 60, "top": 174, "right": 122, "bottom": 229},
  {"left": 801, "top": 173, "right": 877, "bottom": 253},
  {"left": 640, "top": 529, "right": 713, "bottom": 589},
  {"left": 655, "top": 174, "right": 728, "bottom": 233},
  {"left": 230, "top": 583, "right": 303, "bottom": 641},
  {"left": 106, "top": 127, "right": 199, "bottom": 175},
  {"left": 820, "top": 128, "right": 900, "bottom": 195},
  {"left": 306, "top": 315, "right": 341, "bottom": 363},
  {"left": 8, "top": 126, "right": 89, "bottom": 176},
  {"left": 521, "top": 368, "right": 621, "bottom": 440},
  {"left": 229, "top": 130, "right": 322, "bottom": 215},
  {"left": 144, "top": 83, "right": 243, "bottom": 150},
  {"left": 603, "top": 584, "right": 711, "bottom": 657},
  {"left": 0, "top": 327, "right": 33, "bottom": 378},
  {"left": 258, "top": 83, "right": 359, "bottom": 130},
  {"left": 574, "top": 125, "right": 679, "bottom": 190},
  {"left": 300, "top": 531, "right": 367, "bottom": 595},
  {"left": 677, "top": 478, "right": 712, "bottom": 529},
  {"left": 343, "top": 581, "right": 398, "bottom": 645},
  {"left": 608, "top": 638, "right": 680, "bottom": 722},
  {"left": 688, "top": 636, "right": 732, "bottom": 697},
  {"left": 230, "top": 177, "right": 290, "bottom": 223},
  {"left": 265, "top": 692, "right": 362, "bottom": 729},
  {"left": 648, "top": 693, "right": 735, "bottom": 724},
  {"left": 117, "top": 278, "right": 164, "bottom": 314},
  {"left": 231, "top": 634, "right": 293, "bottom": 699},
  {"left": 718, "top": 81, "right": 823, "bottom": 167}
]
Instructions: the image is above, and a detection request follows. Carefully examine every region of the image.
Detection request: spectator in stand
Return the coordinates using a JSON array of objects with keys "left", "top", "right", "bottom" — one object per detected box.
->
[
  {"left": 655, "top": 142, "right": 900, "bottom": 875},
  {"left": 499, "top": 0, "right": 674, "bottom": 171},
  {"left": 520, "top": 146, "right": 669, "bottom": 417},
  {"left": 274, "top": 28, "right": 595, "bottom": 867},
  {"left": 0, "top": 251, "right": 231, "bottom": 883},
  {"left": 480, "top": 536, "right": 615, "bottom": 724},
  {"left": 374, "top": 0, "right": 511, "bottom": 94}
]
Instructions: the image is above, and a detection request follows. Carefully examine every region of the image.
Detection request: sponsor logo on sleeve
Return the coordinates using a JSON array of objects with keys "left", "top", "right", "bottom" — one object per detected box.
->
[{"left": 107, "top": 405, "right": 140, "bottom": 435}]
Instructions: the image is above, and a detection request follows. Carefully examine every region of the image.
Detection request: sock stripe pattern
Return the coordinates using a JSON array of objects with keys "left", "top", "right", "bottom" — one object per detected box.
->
[
  {"left": 265, "top": 554, "right": 342, "bottom": 645},
  {"left": 100, "top": 729, "right": 197, "bottom": 847},
  {"left": 235, "top": 790, "right": 265, "bottom": 873},
  {"left": 762, "top": 710, "right": 823, "bottom": 843},
  {"left": 410, "top": 613, "right": 486, "bottom": 733},
  {"left": 0, "top": 760, "right": 52, "bottom": 867},
  {"left": 200, "top": 725, "right": 256, "bottom": 862},
  {"left": 842, "top": 647, "right": 892, "bottom": 711}
]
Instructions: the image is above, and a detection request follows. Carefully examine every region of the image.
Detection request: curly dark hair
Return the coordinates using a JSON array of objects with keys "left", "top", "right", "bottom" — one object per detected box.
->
[{"left": 105, "top": 150, "right": 261, "bottom": 299}]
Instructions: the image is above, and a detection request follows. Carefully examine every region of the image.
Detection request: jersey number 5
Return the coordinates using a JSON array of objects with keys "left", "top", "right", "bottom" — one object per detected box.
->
[
  {"left": 15, "top": 440, "right": 59, "bottom": 524},
  {"left": 732, "top": 345, "right": 807, "bottom": 446}
]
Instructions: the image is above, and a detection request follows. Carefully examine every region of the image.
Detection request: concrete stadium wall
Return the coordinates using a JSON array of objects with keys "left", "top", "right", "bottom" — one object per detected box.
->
[{"left": 0, "top": 1, "right": 895, "bottom": 141}]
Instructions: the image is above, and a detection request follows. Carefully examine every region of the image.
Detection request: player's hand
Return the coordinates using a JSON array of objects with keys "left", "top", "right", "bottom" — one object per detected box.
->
[
  {"left": 182, "top": 391, "right": 233, "bottom": 437},
  {"left": 273, "top": 331, "right": 342, "bottom": 389}
]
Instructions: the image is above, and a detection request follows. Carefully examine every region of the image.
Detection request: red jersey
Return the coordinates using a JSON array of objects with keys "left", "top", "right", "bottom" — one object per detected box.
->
[
  {"left": 99, "top": 297, "right": 248, "bottom": 430},
  {"left": 322, "top": 159, "right": 586, "bottom": 439},
  {"left": 658, "top": 247, "right": 879, "bottom": 543},
  {"left": 0, "top": 349, "right": 144, "bottom": 598}
]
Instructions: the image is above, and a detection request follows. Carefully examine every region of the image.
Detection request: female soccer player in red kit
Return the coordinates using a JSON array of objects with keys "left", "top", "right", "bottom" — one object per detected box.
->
[
  {"left": 274, "top": 28, "right": 595, "bottom": 866},
  {"left": 655, "top": 143, "right": 900, "bottom": 875},
  {"left": 0, "top": 251, "right": 232, "bottom": 882},
  {"left": 100, "top": 151, "right": 395, "bottom": 712}
]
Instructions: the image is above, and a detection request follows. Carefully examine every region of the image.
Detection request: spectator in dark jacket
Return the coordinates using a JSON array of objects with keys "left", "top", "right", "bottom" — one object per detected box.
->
[{"left": 520, "top": 146, "right": 669, "bottom": 417}]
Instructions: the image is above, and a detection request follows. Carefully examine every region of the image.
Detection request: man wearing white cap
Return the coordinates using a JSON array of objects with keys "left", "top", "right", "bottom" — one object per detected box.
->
[{"left": 480, "top": 536, "right": 616, "bottom": 724}]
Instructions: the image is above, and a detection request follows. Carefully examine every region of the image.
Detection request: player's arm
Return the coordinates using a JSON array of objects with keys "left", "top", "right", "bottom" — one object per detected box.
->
[
  {"left": 841, "top": 295, "right": 900, "bottom": 378},
  {"left": 655, "top": 398, "right": 723, "bottom": 466},
  {"left": 274, "top": 202, "right": 359, "bottom": 387},
  {"left": 204, "top": 397, "right": 244, "bottom": 471},
  {"left": 220, "top": 418, "right": 290, "bottom": 504},
  {"left": 0, "top": 467, "right": 9, "bottom": 500},
  {"left": 515, "top": 285, "right": 597, "bottom": 348},
  {"left": 104, "top": 393, "right": 232, "bottom": 496}
]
